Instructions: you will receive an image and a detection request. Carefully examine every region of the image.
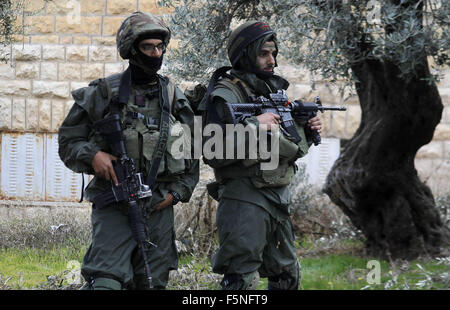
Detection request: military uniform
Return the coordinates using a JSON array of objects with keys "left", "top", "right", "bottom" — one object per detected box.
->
[
  {"left": 58, "top": 12, "right": 199, "bottom": 289},
  {"left": 203, "top": 21, "right": 312, "bottom": 290}
]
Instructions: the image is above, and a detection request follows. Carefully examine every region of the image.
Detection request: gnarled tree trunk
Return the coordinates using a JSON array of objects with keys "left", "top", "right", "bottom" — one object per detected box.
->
[{"left": 324, "top": 59, "right": 449, "bottom": 260}]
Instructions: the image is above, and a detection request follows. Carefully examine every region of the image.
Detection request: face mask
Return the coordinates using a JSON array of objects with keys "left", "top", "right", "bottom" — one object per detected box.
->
[
  {"left": 130, "top": 52, "right": 163, "bottom": 76},
  {"left": 130, "top": 40, "right": 164, "bottom": 76}
]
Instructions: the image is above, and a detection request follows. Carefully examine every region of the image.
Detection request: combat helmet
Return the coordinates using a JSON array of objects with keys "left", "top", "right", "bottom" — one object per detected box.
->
[
  {"left": 116, "top": 11, "right": 171, "bottom": 60},
  {"left": 227, "top": 20, "right": 275, "bottom": 67}
]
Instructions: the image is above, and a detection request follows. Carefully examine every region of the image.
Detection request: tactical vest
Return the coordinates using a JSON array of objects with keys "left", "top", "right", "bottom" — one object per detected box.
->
[
  {"left": 211, "top": 73, "right": 309, "bottom": 188},
  {"left": 91, "top": 73, "right": 186, "bottom": 182}
]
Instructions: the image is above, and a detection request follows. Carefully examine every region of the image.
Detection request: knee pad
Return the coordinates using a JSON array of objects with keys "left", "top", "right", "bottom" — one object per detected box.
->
[
  {"left": 89, "top": 277, "right": 122, "bottom": 290},
  {"left": 221, "top": 271, "right": 259, "bottom": 290}
]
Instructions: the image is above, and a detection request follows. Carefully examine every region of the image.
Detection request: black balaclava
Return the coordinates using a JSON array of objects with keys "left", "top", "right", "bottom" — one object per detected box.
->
[
  {"left": 235, "top": 33, "right": 279, "bottom": 80},
  {"left": 130, "top": 32, "right": 165, "bottom": 84}
]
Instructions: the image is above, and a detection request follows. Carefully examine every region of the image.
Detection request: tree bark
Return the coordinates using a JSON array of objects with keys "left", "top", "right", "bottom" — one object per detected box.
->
[{"left": 323, "top": 58, "right": 449, "bottom": 260}]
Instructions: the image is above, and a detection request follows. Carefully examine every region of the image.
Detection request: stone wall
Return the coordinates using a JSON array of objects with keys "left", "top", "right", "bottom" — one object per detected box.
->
[{"left": 0, "top": 0, "right": 448, "bottom": 196}]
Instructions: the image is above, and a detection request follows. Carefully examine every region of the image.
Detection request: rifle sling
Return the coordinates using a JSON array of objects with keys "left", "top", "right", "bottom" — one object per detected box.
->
[
  {"left": 145, "top": 76, "right": 171, "bottom": 190},
  {"left": 92, "top": 68, "right": 171, "bottom": 209},
  {"left": 205, "top": 66, "right": 232, "bottom": 125}
]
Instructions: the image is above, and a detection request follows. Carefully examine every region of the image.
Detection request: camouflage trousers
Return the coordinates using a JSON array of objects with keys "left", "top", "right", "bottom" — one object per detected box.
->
[
  {"left": 211, "top": 198, "right": 301, "bottom": 290},
  {"left": 81, "top": 201, "right": 178, "bottom": 290}
]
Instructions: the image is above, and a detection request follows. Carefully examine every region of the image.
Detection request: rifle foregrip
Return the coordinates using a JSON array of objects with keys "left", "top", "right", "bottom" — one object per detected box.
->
[{"left": 311, "top": 129, "right": 321, "bottom": 146}]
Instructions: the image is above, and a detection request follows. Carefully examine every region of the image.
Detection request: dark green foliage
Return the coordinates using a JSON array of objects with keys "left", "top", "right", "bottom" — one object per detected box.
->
[{"left": 159, "top": 0, "right": 449, "bottom": 84}]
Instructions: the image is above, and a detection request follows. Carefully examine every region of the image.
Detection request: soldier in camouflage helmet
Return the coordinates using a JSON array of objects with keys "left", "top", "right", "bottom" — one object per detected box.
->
[
  {"left": 58, "top": 12, "right": 199, "bottom": 290},
  {"left": 202, "top": 21, "right": 322, "bottom": 290}
]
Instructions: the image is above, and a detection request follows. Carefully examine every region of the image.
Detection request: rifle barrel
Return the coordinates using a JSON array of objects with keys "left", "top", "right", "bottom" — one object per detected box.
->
[{"left": 321, "top": 106, "right": 347, "bottom": 111}]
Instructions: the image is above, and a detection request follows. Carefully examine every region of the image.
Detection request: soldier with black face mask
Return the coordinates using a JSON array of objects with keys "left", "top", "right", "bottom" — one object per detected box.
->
[
  {"left": 58, "top": 12, "right": 199, "bottom": 290},
  {"left": 201, "top": 21, "right": 322, "bottom": 290}
]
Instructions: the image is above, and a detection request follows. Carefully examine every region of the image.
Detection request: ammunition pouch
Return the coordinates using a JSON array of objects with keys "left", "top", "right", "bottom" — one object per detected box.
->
[
  {"left": 250, "top": 161, "right": 296, "bottom": 188},
  {"left": 123, "top": 114, "right": 186, "bottom": 180},
  {"left": 214, "top": 160, "right": 296, "bottom": 189}
]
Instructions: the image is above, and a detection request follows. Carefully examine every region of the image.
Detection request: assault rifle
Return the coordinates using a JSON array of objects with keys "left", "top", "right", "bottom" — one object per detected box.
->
[
  {"left": 93, "top": 113, "right": 155, "bottom": 288},
  {"left": 223, "top": 90, "right": 346, "bottom": 145}
]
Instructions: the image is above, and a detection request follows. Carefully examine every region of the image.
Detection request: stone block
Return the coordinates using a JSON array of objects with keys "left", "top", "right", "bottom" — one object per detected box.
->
[
  {"left": 70, "top": 82, "right": 89, "bottom": 92},
  {"left": 26, "top": 99, "right": 39, "bottom": 131},
  {"left": 0, "top": 63, "right": 15, "bottom": 79},
  {"left": 82, "top": 17, "right": 102, "bottom": 35},
  {"left": 12, "top": 98, "right": 26, "bottom": 131},
  {"left": 47, "top": 1, "right": 79, "bottom": 14},
  {"left": 30, "top": 35, "right": 60, "bottom": 44},
  {"left": 89, "top": 46, "right": 117, "bottom": 62},
  {"left": 65, "top": 100, "right": 75, "bottom": 117},
  {"left": 0, "top": 80, "right": 31, "bottom": 96},
  {"left": 15, "top": 62, "right": 40, "bottom": 79},
  {"left": 60, "top": 36, "right": 74, "bottom": 45},
  {"left": 107, "top": 0, "right": 137, "bottom": 15},
  {"left": 40, "top": 62, "right": 58, "bottom": 80},
  {"left": 24, "top": 0, "right": 47, "bottom": 13},
  {"left": 39, "top": 99, "right": 52, "bottom": 131},
  {"left": 33, "top": 81, "right": 70, "bottom": 99},
  {"left": 0, "top": 97, "right": 12, "bottom": 130},
  {"left": 81, "top": 63, "right": 104, "bottom": 80},
  {"left": 105, "top": 63, "right": 123, "bottom": 76},
  {"left": 81, "top": 0, "right": 106, "bottom": 15},
  {"left": 139, "top": 0, "right": 174, "bottom": 14},
  {"left": 92, "top": 36, "right": 116, "bottom": 46},
  {"left": 59, "top": 63, "right": 82, "bottom": 81},
  {"left": 12, "top": 45, "right": 41, "bottom": 61},
  {"left": 25, "top": 16, "right": 54, "bottom": 34},
  {"left": 66, "top": 46, "right": 88, "bottom": 61},
  {"left": 52, "top": 100, "right": 66, "bottom": 131},
  {"left": 56, "top": 16, "right": 102, "bottom": 35},
  {"left": 102, "top": 16, "right": 124, "bottom": 36},
  {"left": 43, "top": 45, "right": 65, "bottom": 61},
  {"left": 73, "top": 36, "right": 91, "bottom": 45}
]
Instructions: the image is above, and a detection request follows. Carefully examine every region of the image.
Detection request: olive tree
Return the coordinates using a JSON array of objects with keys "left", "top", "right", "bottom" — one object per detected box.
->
[
  {"left": 1, "top": 0, "right": 52, "bottom": 62},
  {"left": 0, "top": 0, "right": 21, "bottom": 58},
  {"left": 159, "top": 0, "right": 449, "bottom": 260}
]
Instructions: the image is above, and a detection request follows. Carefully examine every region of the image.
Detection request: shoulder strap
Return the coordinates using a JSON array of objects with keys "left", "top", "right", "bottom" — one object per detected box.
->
[
  {"left": 217, "top": 74, "right": 252, "bottom": 102},
  {"left": 165, "top": 79, "right": 176, "bottom": 110},
  {"left": 204, "top": 66, "right": 232, "bottom": 125}
]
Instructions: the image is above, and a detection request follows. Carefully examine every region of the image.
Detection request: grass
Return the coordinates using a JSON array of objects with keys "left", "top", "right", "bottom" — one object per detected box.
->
[
  {"left": 0, "top": 187, "right": 448, "bottom": 290},
  {"left": 0, "top": 245, "right": 86, "bottom": 289},
  {"left": 0, "top": 237, "right": 448, "bottom": 290}
]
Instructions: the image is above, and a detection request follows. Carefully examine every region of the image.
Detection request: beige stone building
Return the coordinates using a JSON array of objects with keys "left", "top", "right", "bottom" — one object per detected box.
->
[{"left": 0, "top": 0, "right": 448, "bottom": 212}]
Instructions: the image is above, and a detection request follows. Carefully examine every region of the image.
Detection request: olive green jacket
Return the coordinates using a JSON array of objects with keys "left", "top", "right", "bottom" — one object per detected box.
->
[
  {"left": 58, "top": 73, "right": 199, "bottom": 205},
  {"left": 204, "top": 69, "right": 311, "bottom": 217}
]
